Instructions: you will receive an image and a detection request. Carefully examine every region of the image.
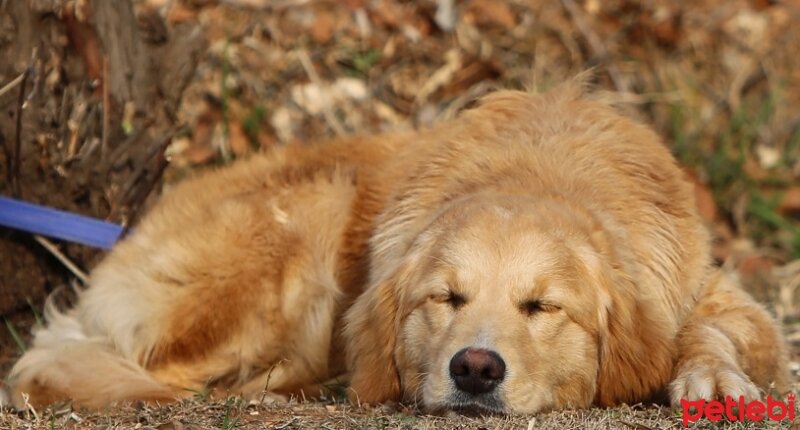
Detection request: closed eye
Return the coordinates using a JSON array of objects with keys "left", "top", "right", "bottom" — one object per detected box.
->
[
  {"left": 520, "top": 300, "right": 561, "bottom": 316},
  {"left": 430, "top": 291, "right": 466, "bottom": 310},
  {"left": 446, "top": 292, "right": 466, "bottom": 309}
]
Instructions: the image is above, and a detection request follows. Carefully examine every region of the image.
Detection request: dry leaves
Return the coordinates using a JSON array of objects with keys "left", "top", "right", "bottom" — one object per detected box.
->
[
  {"left": 464, "top": 0, "right": 517, "bottom": 29},
  {"left": 140, "top": 0, "right": 800, "bottom": 275}
]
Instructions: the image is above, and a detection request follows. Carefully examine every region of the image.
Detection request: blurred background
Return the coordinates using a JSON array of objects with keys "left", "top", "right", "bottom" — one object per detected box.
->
[{"left": 0, "top": 0, "right": 799, "bottom": 386}]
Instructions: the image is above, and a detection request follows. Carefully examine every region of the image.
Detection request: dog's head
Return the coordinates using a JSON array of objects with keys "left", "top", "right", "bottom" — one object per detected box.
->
[
  {"left": 344, "top": 195, "right": 672, "bottom": 414},
  {"left": 343, "top": 84, "right": 681, "bottom": 414}
]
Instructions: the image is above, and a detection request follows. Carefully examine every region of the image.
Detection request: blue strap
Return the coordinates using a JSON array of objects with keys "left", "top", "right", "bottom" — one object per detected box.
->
[{"left": 0, "top": 196, "right": 124, "bottom": 249}]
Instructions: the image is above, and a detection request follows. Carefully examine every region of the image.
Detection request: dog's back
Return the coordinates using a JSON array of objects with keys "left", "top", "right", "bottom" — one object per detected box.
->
[{"left": 5, "top": 130, "right": 417, "bottom": 407}]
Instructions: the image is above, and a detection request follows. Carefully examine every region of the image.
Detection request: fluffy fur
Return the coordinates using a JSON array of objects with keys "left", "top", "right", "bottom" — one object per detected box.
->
[{"left": 5, "top": 79, "right": 789, "bottom": 414}]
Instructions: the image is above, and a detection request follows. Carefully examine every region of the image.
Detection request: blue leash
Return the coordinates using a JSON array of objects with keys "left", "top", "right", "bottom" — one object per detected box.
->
[{"left": 0, "top": 196, "right": 124, "bottom": 249}]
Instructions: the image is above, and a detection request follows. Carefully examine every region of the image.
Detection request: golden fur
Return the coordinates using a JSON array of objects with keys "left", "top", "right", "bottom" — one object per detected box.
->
[{"left": 4, "top": 79, "right": 789, "bottom": 414}]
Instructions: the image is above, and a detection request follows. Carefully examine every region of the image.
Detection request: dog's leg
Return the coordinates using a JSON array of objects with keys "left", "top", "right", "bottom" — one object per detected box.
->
[
  {"left": 6, "top": 302, "right": 182, "bottom": 408},
  {"left": 7, "top": 162, "right": 361, "bottom": 409},
  {"left": 669, "top": 270, "right": 790, "bottom": 405},
  {"left": 232, "top": 361, "right": 349, "bottom": 404}
]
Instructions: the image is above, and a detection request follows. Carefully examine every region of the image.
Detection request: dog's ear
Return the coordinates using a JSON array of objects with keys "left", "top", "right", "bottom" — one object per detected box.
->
[
  {"left": 586, "top": 253, "right": 675, "bottom": 406},
  {"left": 343, "top": 265, "right": 409, "bottom": 405},
  {"left": 571, "top": 237, "right": 675, "bottom": 406}
]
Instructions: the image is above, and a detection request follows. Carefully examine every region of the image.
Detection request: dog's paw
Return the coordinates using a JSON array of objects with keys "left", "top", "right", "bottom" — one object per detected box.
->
[
  {"left": 669, "top": 361, "right": 761, "bottom": 406},
  {"left": 0, "top": 384, "right": 9, "bottom": 409},
  {"left": 246, "top": 391, "right": 289, "bottom": 405}
]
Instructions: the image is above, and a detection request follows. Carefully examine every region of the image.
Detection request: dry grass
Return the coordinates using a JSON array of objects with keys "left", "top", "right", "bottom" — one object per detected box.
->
[{"left": 3, "top": 397, "right": 796, "bottom": 430}]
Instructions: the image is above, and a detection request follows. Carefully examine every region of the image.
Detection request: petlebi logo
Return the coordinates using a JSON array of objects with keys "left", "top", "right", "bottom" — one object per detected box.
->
[{"left": 680, "top": 395, "right": 796, "bottom": 427}]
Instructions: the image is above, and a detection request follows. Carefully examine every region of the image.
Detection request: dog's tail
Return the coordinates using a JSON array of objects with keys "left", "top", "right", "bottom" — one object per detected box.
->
[{"left": 5, "top": 296, "right": 181, "bottom": 409}]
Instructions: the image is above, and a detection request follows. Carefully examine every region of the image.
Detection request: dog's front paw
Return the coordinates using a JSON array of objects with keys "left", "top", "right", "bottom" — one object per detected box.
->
[
  {"left": 0, "top": 384, "right": 9, "bottom": 408},
  {"left": 244, "top": 391, "right": 289, "bottom": 405},
  {"left": 669, "top": 361, "right": 761, "bottom": 406}
]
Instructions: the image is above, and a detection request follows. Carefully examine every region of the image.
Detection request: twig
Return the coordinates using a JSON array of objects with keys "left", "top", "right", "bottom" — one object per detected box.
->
[
  {"left": 0, "top": 380, "right": 11, "bottom": 407},
  {"left": 296, "top": 50, "right": 346, "bottom": 136},
  {"left": 124, "top": 146, "right": 168, "bottom": 232},
  {"left": 268, "top": 0, "right": 313, "bottom": 11},
  {"left": 60, "top": 86, "right": 74, "bottom": 158},
  {"left": 118, "top": 134, "right": 171, "bottom": 201},
  {"left": 617, "top": 420, "right": 655, "bottom": 430},
  {"left": 348, "top": 387, "right": 362, "bottom": 408},
  {"left": 11, "top": 68, "right": 31, "bottom": 197},
  {"left": 104, "top": 118, "right": 153, "bottom": 169},
  {"left": 21, "top": 392, "right": 40, "bottom": 421},
  {"left": 24, "top": 50, "right": 42, "bottom": 105},
  {"left": 274, "top": 417, "right": 298, "bottom": 430},
  {"left": 560, "top": 0, "right": 628, "bottom": 93},
  {"left": 4, "top": 317, "right": 26, "bottom": 352},
  {"left": 0, "top": 71, "right": 26, "bottom": 98},
  {"left": 259, "top": 358, "right": 287, "bottom": 404},
  {"left": 117, "top": 133, "right": 173, "bottom": 234},
  {"left": 0, "top": 132, "right": 8, "bottom": 186},
  {"left": 101, "top": 55, "right": 110, "bottom": 160},
  {"left": 70, "top": 278, "right": 86, "bottom": 296},
  {"left": 33, "top": 235, "right": 89, "bottom": 284}
]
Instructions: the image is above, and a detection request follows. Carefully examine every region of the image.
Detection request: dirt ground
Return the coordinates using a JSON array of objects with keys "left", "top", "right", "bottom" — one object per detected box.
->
[{"left": 1, "top": 0, "right": 800, "bottom": 428}]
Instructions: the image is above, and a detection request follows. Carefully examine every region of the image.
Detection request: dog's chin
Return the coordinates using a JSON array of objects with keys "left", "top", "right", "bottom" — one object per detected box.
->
[{"left": 428, "top": 394, "right": 507, "bottom": 417}]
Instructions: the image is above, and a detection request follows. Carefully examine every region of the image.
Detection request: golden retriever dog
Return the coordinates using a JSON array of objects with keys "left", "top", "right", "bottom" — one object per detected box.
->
[{"left": 5, "top": 78, "right": 790, "bottom": 414}]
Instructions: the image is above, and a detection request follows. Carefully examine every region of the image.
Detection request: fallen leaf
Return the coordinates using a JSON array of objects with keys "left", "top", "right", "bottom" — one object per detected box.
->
[
  {"left": 415, "top": 49, "right": 463, "bottom": 104},
  {"left": 310, "top": 10, "right": 336, "bottom": 44},
  {"left": 434, "top": 0, "right": 456, "bottom": 31},
  {"left": 584, "top": 0, "right": 601, "bottom": 15},
  {"left": 166, "top": 3, "right": 197, "bottom": 25},
  {"left": 441, "top": 58, "right": 503, "bottom": 98},
  {"left": 466, "top": 0, "right": 516, "bottom": 29},
  {"left": 63, "top": 9, "right": 103, "bottom": 84},
  {"left": 685, "top": 169, "right": 718, "bottom": 223},
  {"left": 224, "top": 0, "right": 271, "bottom": 7},
  {"left": 156, "top": 420, "right": 185, "bottom": 430},
  {"left": 694, "top": 182, "right": 717, "bottom": 224},
  {"left": 270, "top": 107, "right": 297, "bottom": 143},
  {"left": 333, "top": 77, "right": 368, "bottom": 100},
  {"left": 737, "top": 254, "right": 775, "bottom": 278},
  {"left": 749, "top": 0, "right": 774, "bottom": 10},
  {"left": 711, "top": 222, "right": 735, "bottom": 263},
  {"left": 370, "top": 0, "right": 406, "bottom": 29},
  {"left": 778, "top": 187, "right": 800, "bottom": 216},
  {"left": 184, "top": 143, "right": 216, "bottom": 165},
  {"left": 291, "top": 83, "right": 328, "bottom": 115},
  {"left": 291, "top": 78, "right": 367, "bottom": 115},
  {"left": 342, "top": 0, "right": 365, "bottom": 9},
  {"left": 756, "top": 144, "right": 781, "bottom": 169},
  {"left": 625, "top": 5, "right": 683, "bottom": 49},
  {"left": 228, "top": 121, "right": 250, "bottom": 156},
  {"left": 257, "top": 129, "right": 275, "bottom": 149}
]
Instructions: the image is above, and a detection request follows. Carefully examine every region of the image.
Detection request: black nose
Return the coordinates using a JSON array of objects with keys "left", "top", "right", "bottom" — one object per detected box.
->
[{"left": 449, "top": 347, "right": 506, "bottom": 395}]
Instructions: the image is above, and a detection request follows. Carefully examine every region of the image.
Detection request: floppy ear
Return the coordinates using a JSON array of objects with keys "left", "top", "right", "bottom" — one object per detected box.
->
[
  {"left": 591, "top": 262, "right": 675, "bottom": 406},
  {"left": 572, "top": 239, "right": 675, "bottom": 406},
  {"left": 343, "top": 267, "right": 407, "bottom": 404},
  {"left": 344, "top": 216, "right": 441, "bottom": 405}
]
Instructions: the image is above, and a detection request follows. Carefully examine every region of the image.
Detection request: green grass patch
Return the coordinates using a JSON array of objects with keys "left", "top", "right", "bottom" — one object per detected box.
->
[
  {"left": 341, "top": 48, "right": 381, "bottom": 77},
  {"left": 668, "top": 88, "right": 800, "bottom": 259},
  {"left": 4, "top": 317, "right": 26, "bottom": 353}
]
